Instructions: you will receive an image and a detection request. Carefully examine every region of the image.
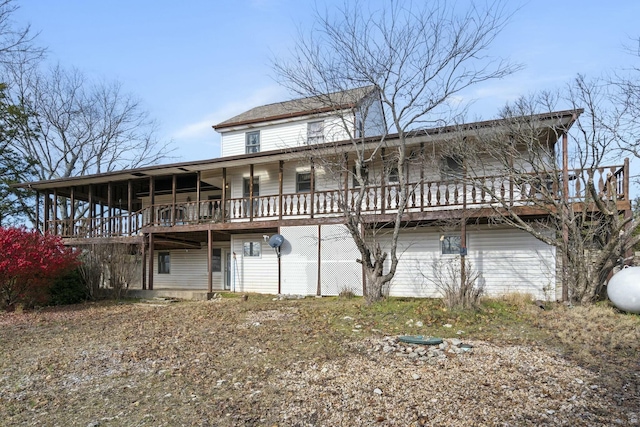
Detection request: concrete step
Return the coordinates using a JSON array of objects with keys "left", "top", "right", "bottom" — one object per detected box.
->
[{"left": 127, "top": 289, "right": 215, "bottom": 301}]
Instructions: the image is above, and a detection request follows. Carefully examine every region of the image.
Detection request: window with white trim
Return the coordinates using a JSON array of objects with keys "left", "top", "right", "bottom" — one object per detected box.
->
[
  {"left": 296, "top": 172, "right": 312, "bottom": 192},
  {"left": 246, "top": 131, "right": 260, "bottom": 154},
  {"left": 352, "top": 164, "right": 369, "bottom": 187},
  {"left": 441, "top": 155, "right": 463, "bottom": 180},
  {"left": 441, "top": 235, "right": 463, "bottom": 255},
  {"left": 211, "top": 248, "right": 222, "bottom": 272},
  {"left": 307, "top": 121, "right": 324, "bottom": 144},
  {"left": 243, "top": 241, "right": 261, "bottom": 257}
]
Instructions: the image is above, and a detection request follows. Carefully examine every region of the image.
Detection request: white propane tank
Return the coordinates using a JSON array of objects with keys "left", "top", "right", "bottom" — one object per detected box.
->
[{"left": 607, "top": 266, "right": 640, "bottom": 314}]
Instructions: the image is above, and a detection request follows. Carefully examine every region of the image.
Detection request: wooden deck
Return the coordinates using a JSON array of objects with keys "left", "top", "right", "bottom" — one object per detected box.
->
[{"left": 48, "top": 164, "right": 630, "bottom": 239}]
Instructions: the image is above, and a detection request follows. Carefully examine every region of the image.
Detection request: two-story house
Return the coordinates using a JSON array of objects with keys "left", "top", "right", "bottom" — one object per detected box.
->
[{"left": 21, "top": 86, "right": 631, "bottom": 300}]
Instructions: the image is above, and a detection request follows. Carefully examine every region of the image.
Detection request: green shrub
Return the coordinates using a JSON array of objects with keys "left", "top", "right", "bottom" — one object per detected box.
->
[{"left": 49, "top": 269, "right": 86, "bottom": 306}]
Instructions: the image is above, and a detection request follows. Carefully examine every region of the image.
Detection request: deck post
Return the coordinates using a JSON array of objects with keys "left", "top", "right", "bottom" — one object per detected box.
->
[
  {"left": 277, "top": 225, "right": 282, "bottom": 294},
  {"left": 196, "top": 171, "right": 201, "bottom": 222},
  {"left": 310, "top": 158, "right": 315, "bottom": 218},
  {"left": 107, "top": 182, "right": 112, "bottom": 236},
  {"left": 141, "top": 234, "right": 147, "bottom": 290},
  {"left": 278, "top": 161, "right": 283, "bottom": 220},
  {"left": 249, "top": 164, "right": 254, "bottom": 221},
  {"left": 148, "top": 232, "right": 154, "bottom": 290},
  {"left": 420, "top": 143, "right": 425, "bottom": 212},
  {"left": 69, "top": 186, "right": 75, "bottom": 237},
  {"left": 561, "top": 132, "right": 570, "bottom": 302},
  {"left": 149, "top": 177, "right": 155, "bottom": 225},
  {"left": 317, "top": 224, "right": 321, "bottom": 296},
  {"left": 381, "top": 148, "right": 386, "bottom": 214},
  {"left": 171, "top": 174, "right": 177, "bottom": 225},
  {"left": 207, "top": 228, "right": 213, "bottom": 293},
  {"left": 35, "top": 190, "right": 40, "bottom": 233},
  {"left": 88, "top": 184, "right": 94, "bottom": 237},
  {"left": 221, "top": 168, "right": 227, "bottom": 222},
  {"left": 127, "top": 180, "right": 133, "bottom": 235},
  {"left": 343, "top": 153, "right": 349, "bottom": 209},
  {"left": 43, "top": 191, "right": 49, "bottom": 233},
  {"left": 52, "top": 188, "right": 58, "bottom": 235}
]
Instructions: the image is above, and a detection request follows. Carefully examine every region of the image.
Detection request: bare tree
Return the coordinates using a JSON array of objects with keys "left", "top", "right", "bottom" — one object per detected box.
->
[
  {"left": 6, "top": 64, "right": 173, "bottom": 223},
  {"left": 460, "top": 77, "right": 638, "bottom": 303},
  {"left": 273, "top": 0, "right": 520, "bottom": 302},
  {"left": 0, "top": 0, "right": 44, "bottom": 66}
]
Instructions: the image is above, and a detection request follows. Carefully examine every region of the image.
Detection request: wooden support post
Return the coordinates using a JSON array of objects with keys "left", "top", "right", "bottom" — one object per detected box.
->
[
  {"left": 196, "top": 171, "right": 201, "bottom": 222},
  {"left": 69, "top": 186, "right": 75, "bottom": 237},
  {"left": 141, "top": 234, "right": 147, "bottom": 290},
  {"left": 149, "top": 177, "right": 155, "bottom": 225},
  {"left": 310, "top": 158, "right": 315, "bottom": 218},
  {"left": 148, "top": 233, "right": 154, "bottom": 290},
  {"left": 460, "top": 159, "right": 468, "bottom": 288},
  {"left": 52, "top": 188, "right": 58, "bottom": 235},
  {"left": 381, "top": 148, "right": 386, "bottom": 214},
  {"left": 249, "top": 164, "right": 254, "bottom": 221},
  {"left": 127, "top": 180, "right": 133, "bottom": 235},
  {"left": 35, "top": 190, "right": 40, "bottom": 233},
  {"left": 343, "top": 153, "right": 349, "bottom": 209},
  {"left": 207, "top": 228, "right": 213, "bottom": 293},
  {"left": 44, "top": 191, "right": 50, "bottom": 233},
  {"left": 88, "top": 185, "right": 94, "bottom": 237},
  {"left": 561, "top": 132, "right": 570, "bottom": 302},
  {"left": 221, "top": 168, "right": 227, "bottom": 222},
  {"left": 277, "top": 226, "right": 282, "bottom": 294},
  {"left": 171, "top": 174, "right": 177, "bottom": 225},
  {"left": 420, "top": 143, "right": 425, "bottom": 212},
  {"left": 107, "top": 182, "right": 112, "bottom": 236},
  {"left": 278, "top": 161, "right": 284, "bottom": 220},
  {"left": 317, "top": 224, "right": 322, "bottom": 296}
]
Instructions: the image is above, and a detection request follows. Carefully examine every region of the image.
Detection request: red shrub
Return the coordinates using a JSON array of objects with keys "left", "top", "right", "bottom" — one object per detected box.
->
[{"left": 0, "top": 227, "right": 78, "bottom": 310}]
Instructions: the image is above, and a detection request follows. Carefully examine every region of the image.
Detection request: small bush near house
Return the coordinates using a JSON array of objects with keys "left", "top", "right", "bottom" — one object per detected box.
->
[
  {"left": 422, "top": 258, "right": 484, "bottom": 310},
  {"left": 49, "top": 269, "right": 86, "bottom": 306},
  {"left": 0, "top": 227, "right": 78, "bottom": 310}
]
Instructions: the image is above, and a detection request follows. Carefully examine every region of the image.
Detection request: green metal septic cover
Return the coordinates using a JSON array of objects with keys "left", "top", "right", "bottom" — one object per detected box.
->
[{"left": 397, "top": 336, "right": 444, "bottom": 345}]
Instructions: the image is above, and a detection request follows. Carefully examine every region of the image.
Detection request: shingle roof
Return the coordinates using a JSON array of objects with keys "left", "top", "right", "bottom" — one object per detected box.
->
[{"left": 213, "top": 85, "right": 377, "bottom": 130}]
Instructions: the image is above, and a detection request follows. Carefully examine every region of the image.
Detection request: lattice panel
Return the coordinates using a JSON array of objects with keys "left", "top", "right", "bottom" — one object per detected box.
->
[
  {"left": 320, "top": 225, "right": 363, "bottom": 296},
  {"left": 280, "top": 226, "right": 318, "bottom": 295}
]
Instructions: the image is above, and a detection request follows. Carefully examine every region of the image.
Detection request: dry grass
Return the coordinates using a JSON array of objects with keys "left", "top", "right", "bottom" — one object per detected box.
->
[{"left": 0, "top": 295, "right": 638, "bottom": 426}]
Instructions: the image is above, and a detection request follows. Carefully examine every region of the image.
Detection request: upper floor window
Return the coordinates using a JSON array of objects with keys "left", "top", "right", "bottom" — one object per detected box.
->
[
  {"left": 352, "top": 164, "right": 369, "bottom": 187},
  {"left": 388, "top": 166, "right": 399, "bottom": 183},
  {"left": 243, "top": 177, "right": 260, "bottom": 197},
  {"left": 307, "top": 121, "right": 324, "bottom": 144},
  {"left": 246, "top": 131, "right": 260, "bottom": 154},
  {"left": 296, "top": 172, "right": 313, "bottom": 192},
  {"left": 441, "top": 155, "right": 463, "bottom": 180}
]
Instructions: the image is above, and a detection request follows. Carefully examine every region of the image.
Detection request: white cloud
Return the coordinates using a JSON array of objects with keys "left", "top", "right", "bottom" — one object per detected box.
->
[{"left": 171, "top": 84, "right": 287, "bottom": 141}]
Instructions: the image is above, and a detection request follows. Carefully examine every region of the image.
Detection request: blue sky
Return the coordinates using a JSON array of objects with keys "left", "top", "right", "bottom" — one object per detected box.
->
[{"left": 13, "top": 0, "right": 640, "bottom": 162}]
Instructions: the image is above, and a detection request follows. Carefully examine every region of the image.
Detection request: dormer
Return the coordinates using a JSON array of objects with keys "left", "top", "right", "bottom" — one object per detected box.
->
[{"left": 213, "top": 86, "right": 386, "bottom": 157}]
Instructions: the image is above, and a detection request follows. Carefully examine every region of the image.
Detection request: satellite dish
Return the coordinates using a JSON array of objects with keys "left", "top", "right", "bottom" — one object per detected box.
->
[{"left": 268, "top": 234, "right": 284, "bottom": 248}]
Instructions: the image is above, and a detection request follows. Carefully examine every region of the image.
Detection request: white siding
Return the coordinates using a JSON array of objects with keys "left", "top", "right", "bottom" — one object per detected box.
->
[
  {"left": 220, "top": 114, "right": 355, "bottom": 157},
  {"left": 230, "top": 233, "right": 279, "bottom": 294},
  {"left": 150, "top": 242, "right": 229, "bottom": 290},
  {"left": 378, "top": 226, "right": 556, "bottom": 300}
]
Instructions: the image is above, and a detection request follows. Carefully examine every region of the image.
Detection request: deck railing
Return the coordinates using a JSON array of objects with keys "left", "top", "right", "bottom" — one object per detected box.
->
[{"left": 48, "top": 164, "right": 628, "bottom": 238}]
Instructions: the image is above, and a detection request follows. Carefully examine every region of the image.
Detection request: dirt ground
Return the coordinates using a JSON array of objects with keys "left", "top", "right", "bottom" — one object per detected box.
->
[{"left": 0, "top": 295, "right": 638, "bottom": 426}]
